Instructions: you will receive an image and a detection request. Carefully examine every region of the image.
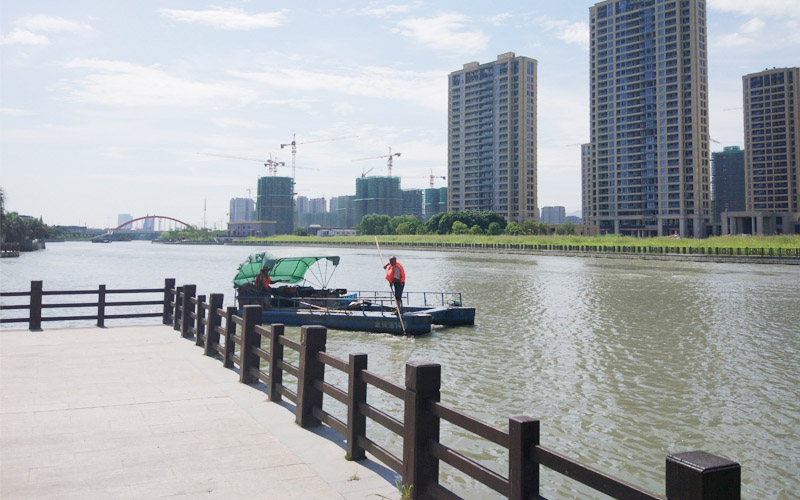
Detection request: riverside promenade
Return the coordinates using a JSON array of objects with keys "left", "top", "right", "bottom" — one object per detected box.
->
[{"left": 0, "top": 325, "right": 399, "bottom": 500}]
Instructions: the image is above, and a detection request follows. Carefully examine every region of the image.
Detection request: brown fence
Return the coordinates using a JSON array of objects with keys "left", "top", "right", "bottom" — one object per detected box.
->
[
  {"left": 0, "top": 279, "right": 174, "bottom": 329},
  {"left": 166, "top": 283, "right": 741, "bottom": 500}
]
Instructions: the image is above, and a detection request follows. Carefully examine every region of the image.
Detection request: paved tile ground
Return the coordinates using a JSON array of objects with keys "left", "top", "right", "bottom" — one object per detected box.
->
[{"left": 0, "top": 325, "right": 400, "bottom": 499}]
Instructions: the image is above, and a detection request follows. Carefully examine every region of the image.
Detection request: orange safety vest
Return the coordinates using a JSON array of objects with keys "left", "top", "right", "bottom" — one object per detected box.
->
[
  {"left": 385, "top": 262, "right": 405, "bottom": 283},
  {"left": 258, "top": 272, "right": 271, "bottom": 289}
]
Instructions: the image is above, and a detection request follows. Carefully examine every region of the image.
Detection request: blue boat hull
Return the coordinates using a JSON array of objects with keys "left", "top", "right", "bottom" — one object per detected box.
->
[{"left": 260, "top": 309, "right": 432, "bottom": 335}]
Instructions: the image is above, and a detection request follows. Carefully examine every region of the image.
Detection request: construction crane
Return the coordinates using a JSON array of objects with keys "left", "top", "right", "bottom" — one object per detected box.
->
[
  {"left": 402, "top": 170, "right": 446, "bottom": 188},
  {"left": 426, "top": 169, "right": 446, "bottom": 188},
  {"left": 361, "top": 167, "right": 374, "bottom": 178},
  {"left": 280, "top": 133, "right": 358, "bottom": 194},
  {"left": 352, "top": 147, "right": 402, "bottom": 176},
  {"left": 197, "top": 152, "right": 314, "bottom": 176}
]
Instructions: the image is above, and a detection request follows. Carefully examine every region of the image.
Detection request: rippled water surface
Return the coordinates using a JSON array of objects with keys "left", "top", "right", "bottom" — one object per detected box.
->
[{"left": 2, "top": 242, "right": 798, "bottom": 498}]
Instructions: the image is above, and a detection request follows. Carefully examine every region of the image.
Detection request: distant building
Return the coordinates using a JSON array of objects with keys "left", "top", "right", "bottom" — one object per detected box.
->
[
  {"left": 402, "top": 189, "right": 423, "bottom": 219},
  {"left": 229, "top": 198, "right": 254, "bottom": 222},
  {"left": 448, "top": 52, "right": 538, "bottom": 223},
  {"left": 354, "top": 176, "right": 403, "bottom": 223},
  {"left": 541, "top": 206, "right": 566, "bottom": 225},
  {"left": 585, "top": 0, "right": 711, "bottom": 237},
  {"left": 308, "top": 197, "right": 327, "bottom": 214},
  {"left": 722, "top": 67, "right": 800, "bottom": 235},
  {"left": 255, "top": 176, "right": 293, "bottom": 235},
  {"left": 711, "top": 147, "right": 745, "bottom": 224},
  {"left": 117, "top": 214, "right": 132, "bottom": 230},
  {"left": 424, "top": 187, "right": 447, "bottom": 220},
  {"left": 565, "top": 215, "right": 582, "bottom": 224},
  {"left": 142, "top": 215, "right": 155, "bottom": 232},
  {"left": 330, "top": 195, "right": 356, "bottom": 228},
  {"left": 295, "top": 196, "right": 310, "bottom": 214}
]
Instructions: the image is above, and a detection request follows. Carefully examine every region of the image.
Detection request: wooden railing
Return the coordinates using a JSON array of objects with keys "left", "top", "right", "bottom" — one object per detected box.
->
[
  {"left": 169, "top": 284, "right": 741, "bottom": 500},
  {"left": 0, "top": 279, "right": 175, "bottom": 329}
]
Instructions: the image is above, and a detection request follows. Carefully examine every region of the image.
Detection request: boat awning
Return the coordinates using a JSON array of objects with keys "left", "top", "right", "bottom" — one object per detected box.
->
[{"left": 269, "top": 256, "right": 340, "bottom": 284}]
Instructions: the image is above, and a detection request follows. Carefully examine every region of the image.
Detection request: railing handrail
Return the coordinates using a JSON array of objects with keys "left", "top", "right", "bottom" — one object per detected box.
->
[{"left": 169, "top": 287, "right": 739, "bottom": 500}]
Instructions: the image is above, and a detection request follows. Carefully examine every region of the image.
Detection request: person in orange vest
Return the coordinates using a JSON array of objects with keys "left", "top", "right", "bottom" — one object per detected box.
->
[
  {"left": 256, "top": 266, "right": 272, "bottom": 291},
  {"left": 383, "top": 256, "right": 405, "bottom": 313}
]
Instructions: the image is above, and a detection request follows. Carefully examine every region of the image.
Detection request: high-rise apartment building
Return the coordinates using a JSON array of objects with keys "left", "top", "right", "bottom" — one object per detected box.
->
[
  {"left": 229, "top": 198, "right": 254, "bottom": 222},
  {"left": 585, "top": 0, "right": 711, "bottom": 237},
  {"left": 743, "top": 67, "right": 799, "bottom": 219},
  {"left": 541, "top": 206, "right": 566, "bottom": 225},
  {"left": 448, "top": 52, "right": 538, "bottom": 224},
  {"left": 711, "top": 146, "right": 745, "bottom": 224}
]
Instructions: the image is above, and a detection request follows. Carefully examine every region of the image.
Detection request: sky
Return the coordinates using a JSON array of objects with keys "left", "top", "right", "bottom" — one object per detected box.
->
[{"left": 1, "top": 1, "right": 799, "bottom": 229}]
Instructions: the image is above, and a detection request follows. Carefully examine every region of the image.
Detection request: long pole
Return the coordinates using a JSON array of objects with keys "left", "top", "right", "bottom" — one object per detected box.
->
[{"left": 374, "top": 237, "right": 407, "bottom": 335}]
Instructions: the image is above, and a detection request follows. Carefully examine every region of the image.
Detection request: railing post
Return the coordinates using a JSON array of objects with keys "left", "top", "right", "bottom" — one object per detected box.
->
[
  {"left": 29, "top": 280, "right": 42, "bottom": 331},
  {"left": 296, "top": 325, "right": 327, "bottom": 428},
  {"left": 195, "top": 294, "right": 206, "bottom": 347},
  {"left": 666, "top": 451, "right": 740, "bottom": 500},
  {"left": 180, "top": 284, "right": 196, "bottom": 338},
  {"left": 347, "top": 353, "right": 368, "bottom": 460},
  {"left": 163, "top": 278, "right": 176, "bottom": 325},
  {"left": 223, "top": 306, "right": 237, "bottom": 368},
  {"left": 239, "top": 305, "right": 262, "bottom": 384},
  {"left": 204, "top": 293, "right": 223, "bottom": 357},
  {"left": 509, "top": 416, "right": 539, "bottom": 500},
  {"left": 402, "top": 362, "right": 441, "bottom": 499},
  {"left": 173, "top": 286, "right": 183, "bottom": 332},
  {"left": 268, "top": 324, "right": 285, "bottom": 402},
  {"left": 97, "top": 284, "right": 106, "bottom": 327}
]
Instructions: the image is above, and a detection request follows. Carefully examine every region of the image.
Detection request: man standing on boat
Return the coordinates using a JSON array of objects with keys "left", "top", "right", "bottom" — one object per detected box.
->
[{"left": 383, "top": 256, "right": 405, "bottom": 313}]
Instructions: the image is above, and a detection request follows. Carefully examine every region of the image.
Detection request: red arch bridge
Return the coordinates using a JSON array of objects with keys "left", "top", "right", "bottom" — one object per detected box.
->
[{"left": 112, "top": 216, "right": 191, "bottom": 232}]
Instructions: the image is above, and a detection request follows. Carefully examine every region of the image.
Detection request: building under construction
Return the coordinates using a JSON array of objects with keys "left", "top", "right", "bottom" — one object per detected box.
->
[
  {"left": 354, "top": 177, "right": 403, "bottom": 224},
  {"left": 424, "top": 187, "right": 448, "bottom": 220},
  {"left": 256, "top": 176, "right": 293, "bottom": 235}
]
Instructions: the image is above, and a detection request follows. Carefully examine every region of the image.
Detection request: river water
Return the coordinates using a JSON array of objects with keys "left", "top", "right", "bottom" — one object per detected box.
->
[{"left": 1, "top": 241, "right": 798, "bottom": 499}]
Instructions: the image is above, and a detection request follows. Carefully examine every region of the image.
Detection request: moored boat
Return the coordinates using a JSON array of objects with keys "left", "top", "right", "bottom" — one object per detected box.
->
[{"left": 233, "top": 252, "right": 475, "bottom": 335}]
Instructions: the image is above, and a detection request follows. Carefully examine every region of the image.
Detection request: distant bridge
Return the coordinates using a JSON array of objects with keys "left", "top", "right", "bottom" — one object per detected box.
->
[{"left": 112, "top": 216, "right": 191, "bottom": 232}]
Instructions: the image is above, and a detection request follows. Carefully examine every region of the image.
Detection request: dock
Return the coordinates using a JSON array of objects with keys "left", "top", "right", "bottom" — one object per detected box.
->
[{"left": 0, "top": 325, "right": 400, "bottom": 499}]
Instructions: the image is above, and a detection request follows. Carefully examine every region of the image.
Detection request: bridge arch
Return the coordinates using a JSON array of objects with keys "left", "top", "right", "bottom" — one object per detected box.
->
[{"left": 112, "top": 215, "right": 191, "bottom": 232}]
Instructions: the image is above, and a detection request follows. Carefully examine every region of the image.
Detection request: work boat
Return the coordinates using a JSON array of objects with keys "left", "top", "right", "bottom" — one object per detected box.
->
[{"left": 233, "top": 252, "right": 475, "bottom": 336}]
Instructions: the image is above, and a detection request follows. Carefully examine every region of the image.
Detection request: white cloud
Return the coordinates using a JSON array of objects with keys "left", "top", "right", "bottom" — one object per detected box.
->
[
  {"left": 708, "top": 0, "right": 800, "bottom": 19},
  {"left": 212, "top": 118, "right": 270, "bottom": 129},
  {"left": 230, "top": 65, "right": 446, "bottom": 111},
  {"left": 715, "top": 32, "right": 752, "bottom": 48},
  {"left": 361, "top": 2, "right": 422, "bottom": 18},
  {"left": 0, "top": 29, "right": 49, "bottom": 46},
  {"left": 16, "top": 15, "right": 91, "bottom": 33},
  {"left": 0, "top": 107, "right": 34, "bottom": 116},
  {"left": 486, "top": 13, "right": 512, "bottom": 27},
  {"left": 158, "top": 7, "right": 287, "bottom": 30},
  {"left": 537, "top": 17, "right": 590, "bottom": 49},
  {"left": 740, "top": 18, "right": 765, "bottom": 34},
  {"left": 332, "top": 101, "right": 357, "bottom": 117},
  {"left": 391, "top": 13, "right": 489, "bottom": 54},
  {"left": 60, "top": 59, "right": 258, "bottom": 107}
]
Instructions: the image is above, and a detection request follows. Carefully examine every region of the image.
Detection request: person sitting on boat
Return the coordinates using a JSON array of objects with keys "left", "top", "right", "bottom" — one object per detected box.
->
[
  {"left": 383, "top": 256, "right": 405, "bottom": 313},
  {"left": 238, "top": 267, "right": 271, "bottom": 298},
  {"left": 256, "top": 266, "right": 271, "bottom": 291}
]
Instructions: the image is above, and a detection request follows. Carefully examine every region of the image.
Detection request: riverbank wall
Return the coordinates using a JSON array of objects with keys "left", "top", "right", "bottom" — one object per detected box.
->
[{"left": 228, "top": 239, "right": 800, "bottom": 265}]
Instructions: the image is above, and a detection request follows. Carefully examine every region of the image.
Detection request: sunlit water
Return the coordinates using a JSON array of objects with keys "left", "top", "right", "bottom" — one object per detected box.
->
[{"left": 2, "top": 242, "right": 798, "bottom": 499}]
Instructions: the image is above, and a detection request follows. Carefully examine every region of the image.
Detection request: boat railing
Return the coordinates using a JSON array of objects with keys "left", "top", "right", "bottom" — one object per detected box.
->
[
  {"left": 349, "top": 290, "right": 464, "bottom": 307},
  {"left": 237, "top": 289, "right": 464, "bottom": 314}
]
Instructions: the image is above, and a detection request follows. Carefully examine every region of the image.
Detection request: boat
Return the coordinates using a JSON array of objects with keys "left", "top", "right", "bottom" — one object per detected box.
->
[{"left": 233, "top": 252, "right": 475, "bottom": 335}]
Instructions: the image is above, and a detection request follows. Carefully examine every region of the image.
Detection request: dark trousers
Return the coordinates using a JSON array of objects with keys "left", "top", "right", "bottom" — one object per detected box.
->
[{"left": 392, "top": 281, "right": 404, "bottom": 306}]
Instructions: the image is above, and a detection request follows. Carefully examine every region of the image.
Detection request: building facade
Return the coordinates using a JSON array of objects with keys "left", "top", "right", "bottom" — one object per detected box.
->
[
  {"left": 229, "top": 198, "right": 254, "bottom": 222},
  {"left": 448, "top": 52, "right": 538, "bottom": 224},
  {"left": 711, "top": 146, "right": 745, "bottom": 224},
  {"left": 402, "top": 189, "right": 423, "bottom": 219},
  {"left": 585, "top": 0, "right": 711, "bottom": 237},
  {"left": 256, "top": 176, "right": 293, "bottom": 235},
  {"left": 541, "top": 206, "right": 566, "bottom": 225}
]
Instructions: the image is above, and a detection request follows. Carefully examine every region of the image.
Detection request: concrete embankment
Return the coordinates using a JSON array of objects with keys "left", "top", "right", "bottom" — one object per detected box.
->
[{"left": 0, "top": 325, "right": 399, "bottom": 500}]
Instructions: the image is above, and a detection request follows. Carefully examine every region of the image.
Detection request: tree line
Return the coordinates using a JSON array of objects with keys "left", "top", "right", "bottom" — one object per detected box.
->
[{"left": 348, "top": 210, "right": 576, "bottom": 236}]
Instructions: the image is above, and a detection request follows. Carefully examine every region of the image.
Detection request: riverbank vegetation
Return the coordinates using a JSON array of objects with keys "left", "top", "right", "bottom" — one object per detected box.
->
[{"left": 156, "top": 227, "right": 227, "bottom": 242}]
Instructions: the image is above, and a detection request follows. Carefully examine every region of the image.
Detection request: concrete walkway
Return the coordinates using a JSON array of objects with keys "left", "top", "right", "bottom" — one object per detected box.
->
[{"left": 0, "top": 325, "right": 400, "bottom": 499}]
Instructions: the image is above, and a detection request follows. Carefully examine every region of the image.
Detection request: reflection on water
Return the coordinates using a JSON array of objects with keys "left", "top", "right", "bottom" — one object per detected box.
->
[{"left": 2, "top": 242, "right": 798, "bottom": 498}]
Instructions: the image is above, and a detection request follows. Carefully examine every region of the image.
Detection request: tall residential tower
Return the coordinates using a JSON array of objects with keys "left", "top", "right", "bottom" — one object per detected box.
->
[
  {"left": 448, "top": 52, "right": 538, "bottom": 224},
  {"left": 585, "top": 0, "right": 711, "bottom": 237}
]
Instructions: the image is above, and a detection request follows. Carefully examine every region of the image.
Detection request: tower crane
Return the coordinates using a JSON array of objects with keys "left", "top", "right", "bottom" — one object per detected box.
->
[
  {"left": 197, "top": 152, "right": 313, "bottom": 176},
  {"left": 361, "top": 167, "right": 374, "bottom": 178},
  {"left": 401, "top": 170, "right": 446, "bottom": 187},
  {"left": 352, "top": 147, "right": 402, "bottom": 176},
  {"left": 280, "top": 133, "right": 358, "bottom": 195}
]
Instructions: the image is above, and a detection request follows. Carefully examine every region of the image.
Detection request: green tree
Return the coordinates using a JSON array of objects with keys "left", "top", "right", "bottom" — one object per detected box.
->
[
  {"left": 451, "top": 221, "right": 469, "bottom": 234},
  {"left": 356, "top": 214, "right": 391, "bottom": 235},
  {"left": 487, "top": 221, "right": 503, "bottom": 235},
  {"left": 293, "top": 227, "right": 309, "bottom": 236},
  {"left": 556, "top": 221, "right": 576, "bottom": 235},
  {"left": 469, "top": 224, "right": 484, "bottom": 235},
  {"left": 505, "top": 222, "right": 523, "bottom": 235}
]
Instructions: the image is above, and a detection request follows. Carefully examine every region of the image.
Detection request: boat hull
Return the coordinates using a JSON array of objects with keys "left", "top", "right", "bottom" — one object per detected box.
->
[{"left": 260, "top": 309, "right": 432, "bottom": 335}]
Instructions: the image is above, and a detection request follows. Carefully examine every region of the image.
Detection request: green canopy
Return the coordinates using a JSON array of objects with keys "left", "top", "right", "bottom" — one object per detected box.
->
[{"left": 233, "top": 252, "right": 340, "bottom": 288}]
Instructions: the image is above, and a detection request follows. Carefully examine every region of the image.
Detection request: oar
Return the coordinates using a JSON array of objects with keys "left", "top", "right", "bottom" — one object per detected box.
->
[{"left": 374, "top": 237, "right": 407, "bottom": 335}]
